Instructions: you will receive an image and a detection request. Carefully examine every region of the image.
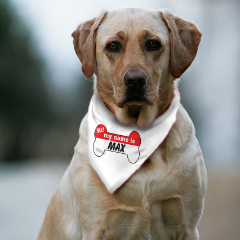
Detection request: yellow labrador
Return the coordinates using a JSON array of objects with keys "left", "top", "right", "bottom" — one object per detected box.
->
[{"left": 38, "top": 8, "right": 207, "bottom": 240}]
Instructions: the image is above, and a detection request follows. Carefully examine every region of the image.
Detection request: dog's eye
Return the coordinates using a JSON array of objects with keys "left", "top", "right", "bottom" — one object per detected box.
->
[
  {"left": 106, "top": 42, "right": 121, "bottom": 52},
  {"left": 146, "top": 40, "right": 161, "bottom": 51}
]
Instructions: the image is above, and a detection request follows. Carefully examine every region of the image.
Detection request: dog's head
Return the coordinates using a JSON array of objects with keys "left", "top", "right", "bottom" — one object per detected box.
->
[{"left": 72, "top": 9, "right": 202, "bottom": 127}]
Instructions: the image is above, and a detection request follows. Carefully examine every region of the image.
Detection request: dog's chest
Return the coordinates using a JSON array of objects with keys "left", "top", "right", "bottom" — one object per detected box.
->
[{"left": 100, "top": 147, "right": 186, "bottom": 239}]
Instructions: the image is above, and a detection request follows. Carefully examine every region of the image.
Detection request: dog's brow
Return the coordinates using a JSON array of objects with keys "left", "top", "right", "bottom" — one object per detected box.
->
[
  {"left": 106, "top": 31, "right": 127, "bottom": 42},
  {"left": 115, "top": 31, "right": 126, "bottom": 40},
  {"left": 139, "top": 29, "right": 160, "bottom": 40}
]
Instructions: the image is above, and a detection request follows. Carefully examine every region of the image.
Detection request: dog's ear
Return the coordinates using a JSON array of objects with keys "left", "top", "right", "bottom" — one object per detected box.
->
[
  {"left": 160, "top": 10, "right": 202, "bottom": 78},
  {"left": 72, "top": 11, "right": 107, "bottom": 79}
]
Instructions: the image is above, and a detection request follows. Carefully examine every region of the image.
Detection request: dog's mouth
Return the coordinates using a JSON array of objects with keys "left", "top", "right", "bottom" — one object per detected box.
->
[
  {"left": 117, "top": 89, "right": 153, "bottom": 108},
  {"left": 111, "top": 86, "right": 160, "bottom": 126}
]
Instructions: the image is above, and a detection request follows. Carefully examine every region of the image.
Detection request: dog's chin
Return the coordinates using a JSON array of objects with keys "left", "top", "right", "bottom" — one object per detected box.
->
[
  {"left": 116, "top": 95, "right": 154, "bottom": 108},
  {"left": 114, "top": 98, "right": 158, "bottom": 128}
]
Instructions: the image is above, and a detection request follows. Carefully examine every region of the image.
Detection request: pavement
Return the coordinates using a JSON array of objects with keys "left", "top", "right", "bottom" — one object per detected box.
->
[{"left": 0, "top": 162, "right": 67, "bottom": 240}]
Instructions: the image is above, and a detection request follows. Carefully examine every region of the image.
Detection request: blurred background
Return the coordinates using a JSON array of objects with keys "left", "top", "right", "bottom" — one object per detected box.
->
[{"left": 0, "top": 0, "right": 239, "bottom": 239}]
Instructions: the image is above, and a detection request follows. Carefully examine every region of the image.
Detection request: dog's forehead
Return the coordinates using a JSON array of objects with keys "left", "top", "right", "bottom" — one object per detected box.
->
[{"left": 97, "top": 9, "right": 169, "bottom": 43}]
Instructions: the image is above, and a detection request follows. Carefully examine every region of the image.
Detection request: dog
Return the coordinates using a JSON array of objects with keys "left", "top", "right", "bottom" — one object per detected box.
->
[{"left": 38, "top": 8, "right": 207, "bottom": 240}]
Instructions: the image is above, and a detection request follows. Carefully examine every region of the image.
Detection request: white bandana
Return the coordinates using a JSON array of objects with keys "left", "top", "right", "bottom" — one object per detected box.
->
[{"left": 87, "top": 90, "right": 180, "bottom": 193}]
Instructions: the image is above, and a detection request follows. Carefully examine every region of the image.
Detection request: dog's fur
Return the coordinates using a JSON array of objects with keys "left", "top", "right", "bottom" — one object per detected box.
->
[{"left": 38, "top": 9, "right": 207, "bottom": 240}]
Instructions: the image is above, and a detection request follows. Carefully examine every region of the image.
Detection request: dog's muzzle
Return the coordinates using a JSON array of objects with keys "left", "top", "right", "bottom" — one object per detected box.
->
[{"left": 123, "top": 70, "right": 147, "bottom": 104}]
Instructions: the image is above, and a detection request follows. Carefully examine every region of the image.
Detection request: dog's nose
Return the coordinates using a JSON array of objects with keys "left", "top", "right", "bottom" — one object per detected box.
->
[{"left": 123, "top": 70, "right": 147, "bottom": 89}]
